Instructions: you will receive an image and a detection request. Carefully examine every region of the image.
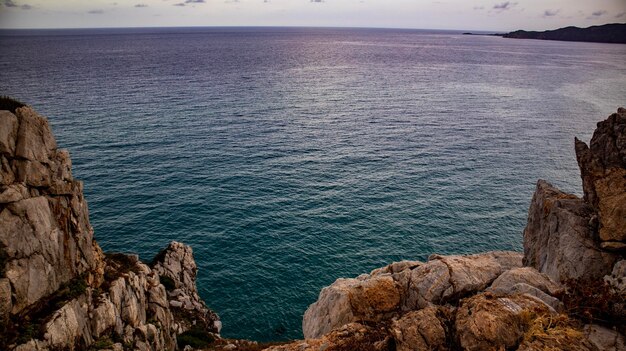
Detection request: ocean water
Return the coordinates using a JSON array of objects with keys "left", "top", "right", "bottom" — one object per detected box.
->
[{"left": 1, "top": 27, "right": 625, "bottom": 341}]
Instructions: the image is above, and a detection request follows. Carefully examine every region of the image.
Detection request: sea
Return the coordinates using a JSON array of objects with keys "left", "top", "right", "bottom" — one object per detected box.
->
[{"left": 1, "top": 27, "right": 625, "bottom": 341}]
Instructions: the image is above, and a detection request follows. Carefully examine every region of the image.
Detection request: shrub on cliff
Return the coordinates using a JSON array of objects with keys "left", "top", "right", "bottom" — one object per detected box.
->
[{"left": 0, "top": 96, "right": 26, "bottom": 113}]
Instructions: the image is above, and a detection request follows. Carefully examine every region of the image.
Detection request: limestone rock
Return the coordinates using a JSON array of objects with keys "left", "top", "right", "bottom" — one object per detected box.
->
[
  {"left": 402, "top": 251, "right": 523, "bottom": 310},
  {"left": 523, "top": 180, "right": 618, "bottom": 282},
  {"left": 152, "top": 241, "right": 220, "bottom": 334},
  {"left": 152, "top": 242, "right": 199, "bottom": 297},
  {"left": 370, "top": 260, "right": 422, "bottom": 276},
  {"left": 44, "top": 298, "right": 92, "bottom": 350},
  {"left": 584, "top": 324, "right": 626, "bottom": 351},
  {"left": 604, "top": 260, "right": 626, "bottom": 295},
  {"left": 14, "top": 107, "right": 57, "bottom": 162},
  {"left": 455, "top": 292, "right": 551, "bottom": 351},
  {"left": 0, "top": 110, "right": 18, "bottom": 155},
  {"left": 303, "top": 251, "right": 521, "bottom": 339},
  {"left": 302, "top": 278, "right": 359, "bottom": 339},
  {"left": 268, "top": 323, "right": 392, "bottom": 351},
  {"left": 390, "top": 306, "right": 450, "bottom": 351},
  {"left": 489, "top": 267, "right": 562, "bottom": 295},
  {"left": 575, "top": 107, "right": 626, "bottom": 244}
]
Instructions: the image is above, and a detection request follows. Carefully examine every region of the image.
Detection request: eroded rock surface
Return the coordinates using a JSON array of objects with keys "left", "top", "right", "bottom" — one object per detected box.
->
[
  {"left": 0, "top": 104, "right": 219, "bottom": 351},
  {"left": 303, "top": 251, "right": 522, "bottom": 339},
  {"left": 523, "top": 180, "right": 618, "bottom": 282},
  {"left": 575, "top": 107, "right": 626, "bottom": 246},
  {"left": 0, "top": 106, "right": 105, "bottom": 318}
]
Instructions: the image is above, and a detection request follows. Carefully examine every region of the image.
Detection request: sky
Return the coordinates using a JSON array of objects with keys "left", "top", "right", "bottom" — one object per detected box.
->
[{"left": 0, "top": 0, "right": 625, "bottom": 31}]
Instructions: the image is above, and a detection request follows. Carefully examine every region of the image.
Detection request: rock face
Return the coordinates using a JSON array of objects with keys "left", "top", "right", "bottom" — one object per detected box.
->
[
  {"left": 523, "top": 180, "right": 618, "bottom": 282},
  {"left": 0, "top": 102, "right": 220, "bottom": 351},
  {"left": 152, "top": 242, "right": 221, "bottom": 334},
  {"left": 302, "top": 251, "right": 523, "bottom": 339},
  {"left": 0, "top": 106, "right": 104, "bottom": 318},
  {"left": 575, "top": 107, "right": 626, "bottom": 248}
]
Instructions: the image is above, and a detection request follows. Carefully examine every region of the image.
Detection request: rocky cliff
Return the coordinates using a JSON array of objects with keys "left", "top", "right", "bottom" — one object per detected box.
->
[
  {"left": 1, "top": 100, "right": 625, "bottom": 351},
  {"left": 0, "top": 99, "right": 220, "bottom": 351}
]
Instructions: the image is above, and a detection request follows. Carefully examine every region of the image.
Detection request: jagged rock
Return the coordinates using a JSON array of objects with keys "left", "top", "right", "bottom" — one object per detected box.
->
[
  {"left": 152, "top": 241, "right": 220, "bottom": 334},
  {"left": 489, "top": 267, "right": 562, "bottom": 296},
  {"left": 91, "top": 298, "right": 118, "bottom": 338},
  {"left": 584, "top": 324, "right": 626, "bottom": 351},
  {"left": 390, "top": 306, "right": 450, "bottom": 351},
  {"left": 523, "top": 180, "right": 618, "bottom": 282},
  {"left": 401, "top": 251, "right": 523, "bottom": 310},
  {"left": 302, "top": 278, "right": 363, "bottom": 339},
  {"left": 0, "top": 104, "right": 216, "bottom": 351},
  {"left": 268, "top": 322, "right": 392, "bottom": 351},
  {"left": 44, "top": 298, "right": 93, "bottom": 350},
  {"left": 0, "top": 278, "right": 11, "bottom": 323},
  {"left": 0, "top": 110, "right": 19, "bottom": 155},
  {"left": 0, "top": 184, "right": 28, "bottom": 203},
  {"left": 370, "top": 260, "right": 422, "bottom": 276},
  {"left": 0, "top": 106, "right": 105, "bottom": 322},
  {"left": 604, "top": 260, "right": 626, "bottom": 295},
  {"left": 488, "top": 267, "right": 564, "bottom": 310},
  {"left": 455, "top": 292, "right": 552, "bottom": 351},
  {"left": 303, "top": 251, "right": 521, "bottom": 339},
  {"left": 152, "top": 242, "right": 199, "bottom": 297},
  {"left": 575, "top": 108, "right": 626, "bottom": 244}
]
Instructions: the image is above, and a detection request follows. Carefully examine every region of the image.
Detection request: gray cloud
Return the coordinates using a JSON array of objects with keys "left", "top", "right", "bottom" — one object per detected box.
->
[
  {"left": 135, "top": 4, "right": 148, "bottom": 7},
  {"left": 591, "top": 10, "right": 607, "bottom": 17},
  {"left": 3, "top": 0, "right": 30, "bottom": 8},
  {"left": 88, "top": 9, "right": 105, "bottom": 14},
  {"left": 473, "top": 6, "right": 484, "bottom": 10},
  {"left": 543, "top": 9, "right": 559, "bottom": 17},
  {"left": 173, "top": 3, "right": 185, "bottom": 6},
  {"left": 616, "top": 11, "right": 626, "bottom": 18},
  {"left": 493, "top": 1, "right": 516, "bottom": 10},
  {"left": 186, "top": 0, "right": 205, "bottom": 2},
  {"left": 310, "top": 0, "right": 324, "bottom": 3}
]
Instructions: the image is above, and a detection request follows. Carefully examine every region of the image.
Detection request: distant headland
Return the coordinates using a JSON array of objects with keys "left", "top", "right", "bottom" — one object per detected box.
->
[{"left": 501, "top": 23, "right": 626, "bottom": 44}]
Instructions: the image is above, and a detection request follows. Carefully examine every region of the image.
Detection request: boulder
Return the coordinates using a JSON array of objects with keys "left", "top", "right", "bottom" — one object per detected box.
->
[
  {"left": 402, "top": 251, "right": 523, "bottom": 310},
  {"left": 489, "top": 267, "right": 562, "bottom": 296},
  {"left": 303, "top": 251, "right": 522, "bottom": 339},
  {"left": 302, "top": 275, "right": 398, "bottom": 339},
  {"left": 523, "top": 180, "right": 618, "bottom": 282},
  {"left": 455, "top": 292, "right": 551, "bottom": 351},
  {"left": 390, "top": 306, "right": 450, "bottom": 351}
]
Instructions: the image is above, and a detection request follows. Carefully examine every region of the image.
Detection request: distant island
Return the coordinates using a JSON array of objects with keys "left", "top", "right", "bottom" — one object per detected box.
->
[{"left": 501, "top": 22, "right": 626, "bottom": 44}]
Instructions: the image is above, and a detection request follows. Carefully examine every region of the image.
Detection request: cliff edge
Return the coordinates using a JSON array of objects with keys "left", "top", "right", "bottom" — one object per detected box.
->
[{"left": 0, "top": 98, "right": 221, "bottom": 351}]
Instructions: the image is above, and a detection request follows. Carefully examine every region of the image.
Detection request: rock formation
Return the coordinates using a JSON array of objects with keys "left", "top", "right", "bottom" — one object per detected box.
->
[{"left": 0, "top": 100, "right": 220, "bottom": 351}]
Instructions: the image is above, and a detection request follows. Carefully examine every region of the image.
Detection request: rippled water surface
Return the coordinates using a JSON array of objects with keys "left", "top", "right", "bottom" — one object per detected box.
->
[{"left": 1, "top": 27, "right": 625, "bottom": 341}]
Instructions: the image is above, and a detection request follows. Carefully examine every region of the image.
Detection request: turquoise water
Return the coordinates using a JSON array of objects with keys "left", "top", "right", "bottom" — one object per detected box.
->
[{"left": 1, "top": 27, "right": 625, "bottom": 341}]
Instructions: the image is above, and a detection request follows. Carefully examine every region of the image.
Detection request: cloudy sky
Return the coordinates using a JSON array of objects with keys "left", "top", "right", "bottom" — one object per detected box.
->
[{"left": 0, "top": 0, "right": 624, "bottom": 31}]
